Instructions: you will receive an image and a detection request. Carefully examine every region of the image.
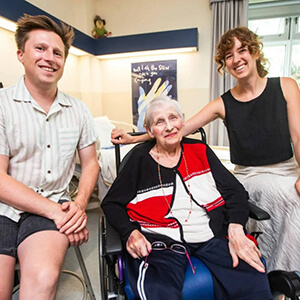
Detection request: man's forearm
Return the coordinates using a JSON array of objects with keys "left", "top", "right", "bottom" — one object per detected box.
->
[
  {"left": 0, "top": 172, "right": 63, "bottom": 221},
  {"left": 75, "top": 162, "right": 100, "bottom": 209}
]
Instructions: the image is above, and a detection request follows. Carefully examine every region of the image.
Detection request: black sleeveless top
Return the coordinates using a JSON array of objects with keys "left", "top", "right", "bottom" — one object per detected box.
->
[{"left": 221, "top": 77, "right": 293, "bottom": 166}]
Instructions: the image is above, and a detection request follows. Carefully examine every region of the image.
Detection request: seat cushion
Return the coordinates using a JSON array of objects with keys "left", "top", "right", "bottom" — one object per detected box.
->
[{"left": 182, "top": 257, "right": 215, "bottom": 300}]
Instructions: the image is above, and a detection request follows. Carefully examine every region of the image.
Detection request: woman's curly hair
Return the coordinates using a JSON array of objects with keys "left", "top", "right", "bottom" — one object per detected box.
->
[{"left": 214, "top": 27, "right": 268, "bottom": 78}]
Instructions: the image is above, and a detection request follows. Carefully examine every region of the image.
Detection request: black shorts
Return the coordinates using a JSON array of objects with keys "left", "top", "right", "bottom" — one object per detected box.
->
[{"left": 0, "top": 212, "right": 59, "bottom": 259}]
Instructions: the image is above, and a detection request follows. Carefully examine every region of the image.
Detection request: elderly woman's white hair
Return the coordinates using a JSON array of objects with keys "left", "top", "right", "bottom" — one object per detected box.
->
[{"left": 143, "top": 96, "right": 184, "bottom": 130}]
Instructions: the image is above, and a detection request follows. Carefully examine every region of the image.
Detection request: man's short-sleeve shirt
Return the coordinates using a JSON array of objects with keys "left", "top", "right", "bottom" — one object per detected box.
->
[{"left": 0, "top": 76, "right": 97, "bottom": 221}]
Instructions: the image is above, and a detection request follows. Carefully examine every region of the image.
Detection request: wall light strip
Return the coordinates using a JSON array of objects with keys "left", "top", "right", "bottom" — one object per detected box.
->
[
  {"left": 68, "top": 46, "right": 90, "bottom": 56},
  {"left": 0, "top": 16, "right": 16, "bottom": 32},
  {"left": 96, "top": 47, "right": 197, "bottom": 60}
]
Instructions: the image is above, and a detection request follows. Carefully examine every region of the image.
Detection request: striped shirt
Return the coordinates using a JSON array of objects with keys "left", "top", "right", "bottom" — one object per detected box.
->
[{"left": 0, "top": 76, "right": 97, "bottom": 221}]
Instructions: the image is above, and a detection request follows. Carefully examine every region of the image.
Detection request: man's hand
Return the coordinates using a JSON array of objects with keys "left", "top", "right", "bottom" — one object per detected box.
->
[
  {"left": 66, "top": 227, "right": 89, "bottom": 247},
  {"left": 56, "top": 201, "right": 87, "bottom": 234},
  {"left": 126, "top": 230, "right": 152, "bottom": 259},
  {"left": 228, "top": 223, "right": 265, "bottom": 273}
]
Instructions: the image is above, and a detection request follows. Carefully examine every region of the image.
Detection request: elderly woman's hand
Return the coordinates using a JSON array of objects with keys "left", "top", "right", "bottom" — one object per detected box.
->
[
  {"left": 228, "top": 223, "right": 265, "bottom": 273},
  {"left": 126, "top": 229, "right": 152, "bottom": 259}
]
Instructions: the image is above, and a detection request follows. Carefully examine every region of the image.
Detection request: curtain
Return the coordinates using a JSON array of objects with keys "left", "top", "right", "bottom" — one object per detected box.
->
[{"left": 208, "top": 0, "right": 249, "bottom": 146}]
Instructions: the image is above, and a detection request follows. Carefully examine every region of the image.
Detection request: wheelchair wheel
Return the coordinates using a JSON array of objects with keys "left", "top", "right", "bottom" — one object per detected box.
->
[{"left": 99, "top": 216, "right": 126, "bottom": 300}]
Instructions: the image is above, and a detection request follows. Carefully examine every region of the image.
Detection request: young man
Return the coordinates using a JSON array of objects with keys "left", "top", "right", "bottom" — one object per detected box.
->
[{"left": 0, "top": 14, "right": 99, "bottom": 299}]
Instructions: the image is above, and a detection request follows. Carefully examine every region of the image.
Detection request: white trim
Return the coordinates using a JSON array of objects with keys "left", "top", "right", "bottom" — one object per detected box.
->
[{"left": 137, "top": 262, "right": 148, "bottom": 300}]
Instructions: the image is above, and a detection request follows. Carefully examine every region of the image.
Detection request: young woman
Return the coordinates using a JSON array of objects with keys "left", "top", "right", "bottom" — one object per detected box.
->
[{"left": 112, "top": 27, "right": 300, "bottom": 272}]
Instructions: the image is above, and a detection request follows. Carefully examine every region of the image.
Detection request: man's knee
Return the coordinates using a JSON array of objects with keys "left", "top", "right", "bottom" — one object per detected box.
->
[{"left": 22, "top": 264, "right": 61, "bottom": 291}]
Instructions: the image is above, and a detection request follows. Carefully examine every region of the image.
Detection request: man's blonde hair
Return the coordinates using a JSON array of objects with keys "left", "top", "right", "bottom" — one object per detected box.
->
[{"left": 15, "top": 14, "right": 74, "bottom": 60}]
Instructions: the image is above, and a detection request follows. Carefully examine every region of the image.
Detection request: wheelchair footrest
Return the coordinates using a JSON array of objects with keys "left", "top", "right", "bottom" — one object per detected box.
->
[{"left": 268, "top": 270, "right": 300, "bottom": 299}]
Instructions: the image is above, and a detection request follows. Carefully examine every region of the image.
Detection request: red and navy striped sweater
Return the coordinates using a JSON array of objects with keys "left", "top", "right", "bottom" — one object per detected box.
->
[{"left": 102, "top": 138, "right": 249, "bottom": 244}]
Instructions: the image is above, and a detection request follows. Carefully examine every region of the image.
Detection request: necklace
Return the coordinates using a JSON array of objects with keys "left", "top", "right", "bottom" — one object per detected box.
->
[{"left": 156, "top": 144, "right": 193, "bottom": 222}]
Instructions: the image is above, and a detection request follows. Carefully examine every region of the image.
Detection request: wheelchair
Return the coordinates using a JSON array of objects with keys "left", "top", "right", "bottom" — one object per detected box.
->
[
  {"left": 100, "top": 209, "right": 300, "bottom": 300},
  {"left": 99, "top": 129, "right": 300, "bottom": 300}
]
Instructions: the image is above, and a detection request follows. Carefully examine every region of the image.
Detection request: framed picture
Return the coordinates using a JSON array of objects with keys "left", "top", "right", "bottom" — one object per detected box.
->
[{"left": 131, "top": 60, "right": 177, "bottom": 131}]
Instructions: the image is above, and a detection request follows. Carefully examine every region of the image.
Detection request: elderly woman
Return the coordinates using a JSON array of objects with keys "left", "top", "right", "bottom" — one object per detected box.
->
[{"left": 102, "top": 96, "right": 272, "bottom": 300}]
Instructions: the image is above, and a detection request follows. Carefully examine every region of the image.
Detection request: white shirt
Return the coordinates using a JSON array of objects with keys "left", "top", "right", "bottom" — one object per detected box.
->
[{"left": 0, "top": 76, "right": 97, "bottom": 221}]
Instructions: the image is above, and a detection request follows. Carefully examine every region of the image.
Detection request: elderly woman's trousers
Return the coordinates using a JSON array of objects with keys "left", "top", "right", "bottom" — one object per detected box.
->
[{"left": 125, "top": 234, "right": 272, "bottom": 300}]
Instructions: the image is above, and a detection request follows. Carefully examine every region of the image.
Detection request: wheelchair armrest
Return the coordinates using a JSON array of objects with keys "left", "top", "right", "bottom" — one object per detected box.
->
[
  {"left": 128, "top": 132, "right": 147, "bottom": 136},
  {"left": 248, "top": 202, "right": 270, "bottom": 221},
  {"left": 102, "top": 216, "right": 123, "bottom": 255}
]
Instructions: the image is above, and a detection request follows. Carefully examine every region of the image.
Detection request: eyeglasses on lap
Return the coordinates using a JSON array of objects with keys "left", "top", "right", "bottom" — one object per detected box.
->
[{"left": 144, "top": 241, "right": 196, "bottom": 274}]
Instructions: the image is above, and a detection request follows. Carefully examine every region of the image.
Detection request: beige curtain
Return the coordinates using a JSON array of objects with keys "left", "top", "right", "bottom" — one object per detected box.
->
[{"left": 208, "top": 0, "right": 248, "bottom": 146}]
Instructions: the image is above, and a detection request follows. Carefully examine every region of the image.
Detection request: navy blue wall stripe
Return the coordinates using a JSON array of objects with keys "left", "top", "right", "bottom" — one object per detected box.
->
[{"left": 0, "top": 0, "right": 198, "bottom": 56}]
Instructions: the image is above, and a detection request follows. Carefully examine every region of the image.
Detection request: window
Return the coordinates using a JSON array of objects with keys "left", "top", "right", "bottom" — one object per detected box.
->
[
  {"left": 249, "top": 16, "right": 300, "bottom": 86},
  {"left": 249, "top": 18, "right": 286, "bottom": 37},
  {"left": 249, "top": 0, "right": 300, "bottom": 86}
]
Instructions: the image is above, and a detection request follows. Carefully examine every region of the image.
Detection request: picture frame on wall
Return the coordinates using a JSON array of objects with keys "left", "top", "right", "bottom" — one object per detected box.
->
[{"left": 131, "top": 60, "right": 177, "bottom": 131}]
